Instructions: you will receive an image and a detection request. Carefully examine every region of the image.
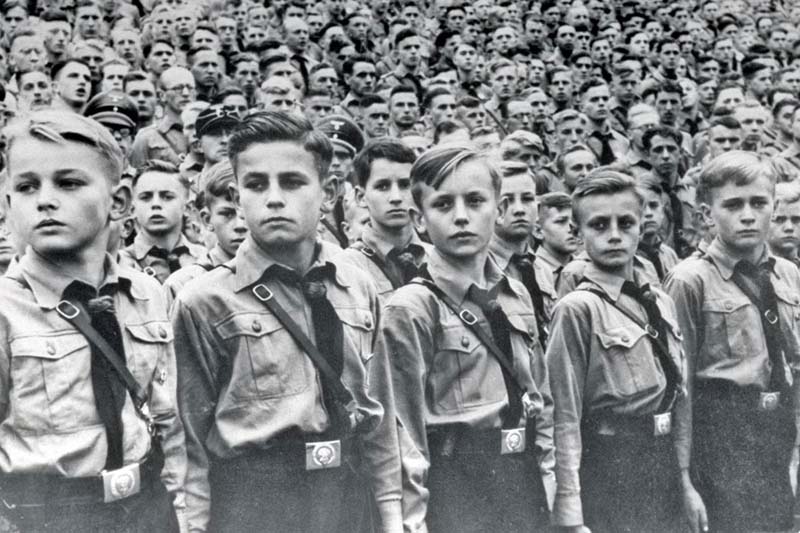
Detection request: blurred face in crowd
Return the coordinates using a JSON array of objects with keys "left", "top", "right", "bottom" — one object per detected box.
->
[
  {"left": 10, "top": 34, "right": 47, "bottom": 73},
  {"left": 768, "top": 188, "right": 800, "bottom": 259},
  {"left": 304, "top": 94, "right": 334, "bottom": 124},
  {"left": 114, "top": 30, "right": 142, "bottom": 67},
  {"left": 191, "top": 50, "right": 222, "bottom": 88},
  {"left": 390, "top": 91, "right": 420, "bottom": 129},
  {"left": 562, "top": 149, "right": 596, "bottom": 191},
  {"left": 363, "top": 101, "right": 391, "bottom": 138},
  {"left": 160, "top": 68, "right": 196, "bottom": 114},
  {"left": 629, "top": 111, "right": 659, "bottom": 150},
  {"left": 347, "top": 61, "right": 376, "bottom": 96},
  {"left": 430, "top": 93, "right": 457, "bottom": 126},
  {"left": 707, "top": 124, "right": 742, "bottom": 157},
  {"left": 216, "top": 17, "right": 237, "bottom": 48},
  {"left": 734, "top": 106, "right": 768, "bottom": 146},
  {"left": 126, "top": 78, "right": 157, "bottom": 122},
  {"left": 234, "top": 59, "right": 260, "bottom": 96},
  {"left": 147, "top": 41, "right": 176, "bottom": 75},
  {"left": 102, "top": 63, "right": 129, "bottom": 92},
  {"left": 43, "top": 18, "right": 70, "bottom": 57},
  {"left": 75, "top": 4, "right": 103, "bottom": 39},
  {"left": 491, "top": 65, "right": 517, "bottom": 101},
  {"left": 647, "top": 134, "right": 681, "bottom": 178},
  {"left": 655, "top": 89, "right": 681, "bottom": 126},
  {"left": 55, "top": 61, "right": 92, "bottom": 107},
  {"left": 458, "top": 104, "right": 487, "bottom": 131},
  {"left": 549, "top": 70, "right": 574, "bottom": 106},
  {"left": 715, "top": 87, "right": 744, "bottom": 111},
  {"left": 309, "top": 67, "right": 339, "bottom": 98},
  {"left": 555, "top": 117, "right": 588, "bottom": 152},
  {"left": 17, "top": 70, "right": 53, "bottom": 111},
  {"left": 397, "top": 35, "right": 422, "bottom": 70}
]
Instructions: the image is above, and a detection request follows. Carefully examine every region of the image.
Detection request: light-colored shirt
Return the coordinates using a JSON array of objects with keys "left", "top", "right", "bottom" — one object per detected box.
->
[{"left": 118, "top": 232, "right": 207, "bottom": 284}]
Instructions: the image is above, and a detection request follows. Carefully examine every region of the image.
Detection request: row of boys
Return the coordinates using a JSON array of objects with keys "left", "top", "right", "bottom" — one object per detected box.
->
[{"left": 0, "top": 108, "right": 796, "bottom": 533}]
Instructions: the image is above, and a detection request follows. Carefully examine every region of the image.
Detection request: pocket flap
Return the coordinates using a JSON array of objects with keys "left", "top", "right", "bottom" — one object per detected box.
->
[
  {"left": 126, "top": 321, "right": 174, "bottom": 343},
  {"left": 439, "top": 325, "right": 480, "bottom": 354},
  {"left": 506, "top": 313, "right": 538, "bottom": 339},
  {"left": 596, "top": 324, "right": 647, "bottom": 349},
  {"left": 10, "top": 333, "right": 88, "bottom": 360},
  {"left": 216, "top": 312, "right": 283, "bottom": 340},
  {"left": 336, "top": 307, "right": 374, "bottom": 332},
  {"left": 703, "top": 297, "right": 750, "bottom": 314}
]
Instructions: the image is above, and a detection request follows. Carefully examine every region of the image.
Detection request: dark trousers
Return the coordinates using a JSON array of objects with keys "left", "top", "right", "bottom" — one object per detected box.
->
[
  {"left": 426, "top": 426, "right": 549, "bottom": 533},
  {"left": 580, "top": 416, "right": 684, "bottom": 533},
  {"left": 208, "top": 439, "right": 366, "bottom": 533},
  {"left": 0, "top": 480, "right": 178, "bottom": 533},
  {"left": 693, "top": 381, "right": 795, "bottom": 533}
]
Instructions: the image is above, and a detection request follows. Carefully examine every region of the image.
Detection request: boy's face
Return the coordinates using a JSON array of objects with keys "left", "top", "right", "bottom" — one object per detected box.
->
[
  {"left": 358, "top": 159, "right": 413, "bottom": 231},
  {"left": 537, "top": 206, "right": 580, "bottom": 256},
  {"left": 0, "top": 204, "right": 16, "bottom": 268},
  {"left": 495, "top": 173, "right": 537, "bottom": 244},
  {"left": 768, "top": 199, "right": 800, "bottom": 257},
  {"left": 577, "top": 190, "right": 641, "bottom": 274},
  {"left": 133, "top": 172, "right": 186, "bottom": 237},
  {"left": 6, "top": 137, "right": 120, "bottom": 257},
  {"left": 416, "top": 160, "right": 498, "bottom": 263},
  {"left": 641, "top": 187, "right": 665, "bottom": 238},
  {"left": 236, "top": 141, "right": 334, "bottom": 250},
  {"left": 206, "top": 197, "right": 247, "bottom": 256},
  {"left": 200, "top": 129, "right": 232, "bottom": 165},
  {"left": 342, "top": 202, "right": 371, "bottom": 244},
  {"left": 706, "top": 175, "right": 773, "bottom": 256}
]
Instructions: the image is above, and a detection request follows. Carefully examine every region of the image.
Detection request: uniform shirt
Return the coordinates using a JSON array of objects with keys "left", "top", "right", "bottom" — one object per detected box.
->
[
  {"left": 172, "top": 236, "right": 400, "bottom": 532},
  {"left": 163, "top": 244, "right": 232, "bottom": 311},
  {"left": 584, "top": 124, "right": 630, "bottom": 165},
  {"left": 118, "top": 232, "right": 207, "bottom": 284},
  {"left": 0, "top": 251, "right": 185, "bottom": 503},
  {"left": 558, "top": 251, "right": 661, "bottom": 298},
  {"left": 665, "top": 237, "right": 800, "bottom": 389},
  {"left": 129, "top": 114, "right": 188, "bottom": 169},
  {"left": 376, "top": 249, "right": 555, "bottom": 532},
  {"left": 335, "top": 227, "right": 431, "bottom": 304},
  {"left": 546, "top": 262, "right": 687, "bottom": 527},
  {"left": 535, "top": 245, "right": 572, "bottom": 296},
  {"left": 637, "top": 239, "right": 680, "bottom": 282},
  {"left": 378, "top": 64, "right": 428, "bottom": 96},
  {"left": 489, "top": 237, "right": 558, "bottom": 325}
]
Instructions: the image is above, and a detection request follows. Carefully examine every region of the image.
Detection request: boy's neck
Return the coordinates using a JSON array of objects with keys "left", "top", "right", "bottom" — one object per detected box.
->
[
  {"left": 640, "top": 231, "right": 659, "bottom": 247},
  {"left": 542, "top": 242, "right": 572, "bottom": 265},
  {"left": 596, "top": 258, "right": 635, "bottom": 281},
  {"left": 140, "top": 228, "right": 182, "bottom": 250},
  {"left": 440, "top": 249, "right": 488, "bottom": 288},
  {"left": 372, "top": 221, "right": 414, "bottom": 250},
  {"left": 36, "top": 242, "right": 108, "bottom": 288},
  {"left": 496, "top": 231, "right": 528, "bottom": 255},
  {"left": 260, "top": 238, "right": 317, "bottom": 274},
  {"left": 723, "top": 239, "right": 766, "bottom": 265}
]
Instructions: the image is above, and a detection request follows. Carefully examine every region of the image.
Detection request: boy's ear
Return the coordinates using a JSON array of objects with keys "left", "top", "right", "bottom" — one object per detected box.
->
[
  {"left": 410, "top": 205, "right": 425, "bottom": 234},
  {"left": 497, "top": 195, "right": 510, "bottom": 224},
  {"left": 699, "top": 202, "right": 714, "bottom": 228},
  {"left": 199, "top": 207, "right": 212, "bottom": 230},
  {"left": 532, "top": 221, "right": 544, "bottom": 241},
  {"left": 227, "top": 183, "right": 241, "bottom": 206},
  {"left": 110, "top": 182, "right": 132, "bottom": 222},
  {"left": 320, "top": 176, "right": 339, "bottom": 214},
  {"left": 355, "top": 185, "right": 367, "bottom": 208}
]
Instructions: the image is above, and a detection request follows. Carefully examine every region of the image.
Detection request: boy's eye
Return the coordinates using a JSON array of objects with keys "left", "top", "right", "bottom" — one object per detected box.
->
[
  {"left": 774, "top": 216, "right": 788, "bottom": 224},
  {"left": 433, "top": 198, "right": 452, "bottom": 209},
  {"left": 244, "top": 179, "right": 266, "bottom": 192},
  {"left": 14, "top": 181, "right": 37, "bottom": 193}
]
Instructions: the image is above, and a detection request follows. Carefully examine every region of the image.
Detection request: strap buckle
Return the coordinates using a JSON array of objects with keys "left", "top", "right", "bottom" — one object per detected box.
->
[
  {"left": 645, "top": 324, "right": 659, "bottom": 339},
  {"left": 765, "top": 309, "right": 779, "bottom": 325},
  {"left": 143, "top": 266, "right": 157, "bottom": 278},
  {"left": 252, "top": 284, "right": 274, "bottom": 302},
  {"left": 360, "top": 246, "right": 375, "bottom": 257},
  {"left": 55, "top": 300, "right": 80, "bottom": 319},
  {"left": 458, "top": 309, "right": 478, "bottom": 325}
]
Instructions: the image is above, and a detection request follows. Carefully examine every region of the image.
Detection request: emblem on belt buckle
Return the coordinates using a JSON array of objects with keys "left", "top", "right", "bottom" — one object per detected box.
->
[
  {"left": 305, "top": 440, "right": 342, "bottom": 470},
  {"left": 500, "top": 428, "right": 526, "bottom": 455},
  {"left": 759, "top": 391, "right": 781, "bottom": 411},
  {"left": 102, "top": 462, "right": 141, "bottom": 503},
  {"left": 653, "top": 412, "right": 672, "bottom": 436}
]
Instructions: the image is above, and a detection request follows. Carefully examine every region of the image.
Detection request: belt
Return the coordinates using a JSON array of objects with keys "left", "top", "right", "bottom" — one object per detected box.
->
[
  {"left": 214, "top": 431, "right": 355, "bottom": 472},
  {"left": 694, "top": 379, "right": 785, "bottom": 413},
  {"left": 583, "top": 411, "right": 673, "bottom": 439},
  {"left": 427, "top": 424, "right": 534, "bottom": 458},
  {"left": 0, "top": 445, "right": 163, "bottom": 509}
]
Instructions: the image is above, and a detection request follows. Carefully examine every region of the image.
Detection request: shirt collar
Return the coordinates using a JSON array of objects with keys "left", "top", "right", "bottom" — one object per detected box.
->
[
  {"left": 360, "top": 226, "right": 426, "bottom": 261},
  {"left": 705, "top": 236, "right": 774, "bottom": 281},
  {"left": 489, "top": 235, "right": 534, "bottom": 270},
  {"left": 581, "top": 261, "right": 649, "bottom": 302},
  {"left": 233, "top": 236, "right": 349, "bottom": 292},
  {"left": 208, "top": 244, "right": 234, "bottom": 267},
  {"left": 13, "top": 248, "right": 139, "bottom": 310},
  {"left": 157, "top": 113, "right": 181, "bottom": 134},
  {"left": 130, "top": 232, "right": 195, "bottom": 261},
  {"left": 424, "top": 248, "right": 524, "bottom": 304},
  {"left": 535, "top": 245, "right": 570, "bottom": 269}
]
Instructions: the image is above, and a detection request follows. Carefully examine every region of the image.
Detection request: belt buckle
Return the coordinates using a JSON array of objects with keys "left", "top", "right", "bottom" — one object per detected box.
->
[
  {"left": 102, "top": 462, "right": 141, "bottom": 503},
  {"left": 758, "top": 391, "right": 781, "bottom": 411},
  {"left": 500, "top": 428, "right": 526, "bottom": 455},
  {"left": 653, "top": 412, "right": 672, "bottom": 436},
  {"left": 305, "top": 440, "right": 342, "bottom": 470}
]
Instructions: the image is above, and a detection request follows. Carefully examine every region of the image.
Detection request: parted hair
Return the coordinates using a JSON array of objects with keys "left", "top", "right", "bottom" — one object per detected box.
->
[
  {"left": 410, "top": 144, "right": 501, "bottom": 208},
  {"left": 352, "top": 138, "right": 416, "bottom": 188},
  {"left": 696, "top": 151, "right": 775, "bottom": 206},
  {"left": 572, "top": 169, "right": 643, "bottom": 224}
]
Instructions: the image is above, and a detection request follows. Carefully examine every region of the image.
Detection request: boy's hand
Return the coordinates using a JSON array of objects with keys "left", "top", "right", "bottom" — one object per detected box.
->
[
  {"left": 681, "top": 482, "right": 708, "bottom": 533},
  {"left": 790, "top": 446, "right": 799, "bottom": 496},
  {"left": 377, "top": 500, "right": 403, "bottom": 533}
]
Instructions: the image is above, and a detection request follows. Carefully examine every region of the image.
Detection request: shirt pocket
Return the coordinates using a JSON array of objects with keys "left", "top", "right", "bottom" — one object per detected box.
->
[
  {"left": 125, "top": 321, "right": 173, "bottom": 386},
  {"left": 595, "top": 324, "right": 660, "bottom": 398},
  {"left": 703, "top": 296, "right": 763, "bottom": 363},
  {"left": 9, "top": 333, "right": 94, "bottom": 430},
  {"left": 336, "top": 307, "right": 375, "bottom": 366},
  {"left": 217, "top": 312, "right": 310, "bottom": 401},
  {"left": 431, "top": 325, "right": 504, "bottom": 413},
  {"left": 775, "top": 288, "right": 800, "bottom": 366}
]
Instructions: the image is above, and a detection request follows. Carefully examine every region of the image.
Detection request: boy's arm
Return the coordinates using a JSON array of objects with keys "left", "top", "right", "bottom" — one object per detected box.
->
[
  {"left": 529, "top": 336, "right": 556, "bottom": 510},
  {"left": 375, "top": 300, "right": 434, "bottom": 533},
  {"left": 546, "top": 299, "right": 591, "bottom": 528},
  {"left": 171, "top": 298, "right": 221, "bottom": 533}
]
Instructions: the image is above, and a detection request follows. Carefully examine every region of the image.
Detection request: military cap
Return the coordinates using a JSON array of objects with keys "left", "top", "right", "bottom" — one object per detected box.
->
[
  {"left": 196, "top": 105, "right": 241, "bottom": 137},
  {"left": 316, "top": 114, "right": 365, "bottom": 155},
  {"left": 83, "top": 91, "right": 139, "bottom": 130}
]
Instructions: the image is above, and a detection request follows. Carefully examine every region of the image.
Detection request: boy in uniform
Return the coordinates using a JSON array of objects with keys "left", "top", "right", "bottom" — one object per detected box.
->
[
  {"left": 546, "top": 170, "right": 694, "bottom": 533},
  {"left": 171, "top": 112, "right": 403, "bottom": 533},
  {"left": 637, "top": 172, "right": 680, "bottom": 282},
  {"left": 163, "top": 160, "right": 247, "bottom": 309},
  {"left": 534, "top": 191, "right": 580, "bottom": 294},
  {"left": 666, "top": 151, "right": 800, "bottom": 533},
  {"left": 336, "top": 138, "right": 430, "bottom": 304},
  {"left": 0, "top": 111, "right": 185, "bottom": 531},
  {"left": 489, "top": 161, "right": 555, "bottom": 345},
  {"left": 767, "top": 180, "right": 800, "bottom": 267},
  {"left": 376, "top": 145, "right": 553, "bottom": 532},
  {"left": 119, "top": 160, "right": 205, "bottom": 283},
  {"left": 340, "top": 186, "right": 372, "bottom": 245}
]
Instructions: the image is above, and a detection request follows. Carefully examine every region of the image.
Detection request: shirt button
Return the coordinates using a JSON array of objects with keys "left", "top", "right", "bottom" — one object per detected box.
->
[
  {"left": 461, "top": 336, "right": 470, "bottom": 348},
  {"left": 725, "top": 302, "right": 733, "bottom": 310},
  {"left": 252, "top": 321, "right": 262, "bottom": 333},
  {"left": 158, "top": 326, "right": 168, "bottom": 339},
  {"left": 365, "top": 317, "right": 372, "bottom": 329},
  {"left": 46, "top": 342, "right": 55, "bottom": 355},
  {"left": 621, "top": 336, "right": 630, "bottom": 343}
]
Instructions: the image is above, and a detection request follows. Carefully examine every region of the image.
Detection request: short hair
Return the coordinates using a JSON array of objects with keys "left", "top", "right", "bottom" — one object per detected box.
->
[
  {"left": 433, "top": 119, "right": 468, "bottom": 144},
  {"left": 342, "top": 55, "right": 373, "bottom": 77},
  {"left": 554, "top": 109, "right": 587, "bottom": 127},
  {"left": 228, "top": 111, "right": 332, "bottom": 180},
  {"left": 360, "top": 93, "right": 388, "bottom": 109},
  {"left": 775, "top": 180, "right": 800, "bottom": 207},
  {"left": 196, "top": 160, "right": 236, "bottom": 209},
  {"left": 213, "top": 86, "right": 246, "bottom": 104},
  {"left": 410, "top": 144, "right": 501, "bottom": 208},
  {"left": 123, "top": 70, "right": 151, "bottom": 89},
  {"left": 187, "top": 46, "right": 218, "bottom": 65},
  {"left": 654, "top": 80, "right": 683, "bottom": 97},
  {"left": 457, "top": 96, "right": 482, "bottom": 109},
  {"left": 51, "top": 58, "right": 91, "bottom": 80},
  {"left": 389, "top": 85, "right": 417, "bottom": 101},
  {"left": 133, "top": 159, "right": 189, "bottom": 190},
  {"left": 572, "top": 169, "right": 644, "bottom": 224},
  {"left": 538, "top": 191, "right": 572, "bottom": 214},
  {"left": 394, "top": 28, "right": 418, "bottom": 48},
  {"left": 556, "top": 144, "right": 595, "bottom": 174},
  {"left": 422, "top": 87, "right": 453, "bottom": 113},
  {"left": 40, "top": 8, "right": 69, "bottom": 22},
  {"left": 499, "top": 160, "right": 532, "bottom": 179},
  {"left": 642, "top": 125, "right": 682, "bottom": 151},
  {"left": 4, "top": 110, "right": 124, "bottom": 183},
  {"left": 352, "top": 138, "right": 416, "bottom": 188},
  {"left": 774, "top": 98, "right": 800, "bottom": 118},
  {"left": 578, "top": 77, "right": 608, "bottom": 99},
  {"left": 696, "top": 151, "right": 775, "bottom": 206}
]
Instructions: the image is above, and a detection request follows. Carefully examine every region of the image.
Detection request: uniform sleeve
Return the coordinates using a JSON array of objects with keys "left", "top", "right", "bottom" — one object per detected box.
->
[
  {"left": 171, "top": 298, "right": 222, "bottom": 533},
  {"left": 129, "top": 130, "right": 150, "bottom": 169},
  {"left": 664, "top": 274, "right": 701, "bottom": 471},
  {"left": 546, "top": 298, "right": 592, "bottom": 527},
  {"left": 375, "top": 300, "right": 434, "bottom": 533},
  {"left": 529, "top": 337, "right": 556, "bottom": 510}
]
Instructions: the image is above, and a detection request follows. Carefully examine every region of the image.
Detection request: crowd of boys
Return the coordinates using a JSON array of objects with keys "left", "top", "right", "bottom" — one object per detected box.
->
[{"left": 1, "top": 0, "right": 800, "bottom": 532}]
